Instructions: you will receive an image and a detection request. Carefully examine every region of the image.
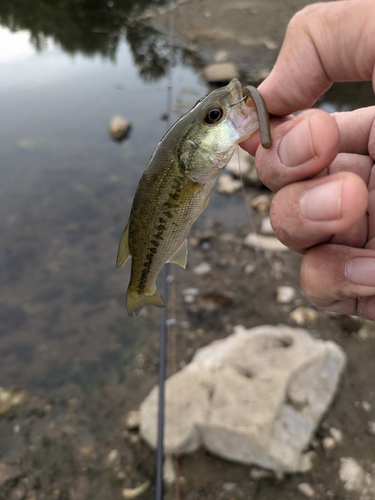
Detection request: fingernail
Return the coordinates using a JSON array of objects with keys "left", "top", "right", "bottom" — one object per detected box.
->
[
  {"left": 279, "top": 117, "right": 315, "bottom": 167},
  {"left": 300, "top": 179, "right": 343, "bottom": 221},
  {"left": 346, "top": 258, "right": 375, "bottom": 286}
]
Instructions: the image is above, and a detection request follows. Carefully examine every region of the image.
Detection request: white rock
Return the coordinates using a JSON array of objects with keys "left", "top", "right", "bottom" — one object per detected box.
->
[
  {"left": 192, "top": 262, "right": 212, "bottom": 276},
  {"left": 139, "top": 325, "right": 346, "bottom": 472},
  {"left": 244, "top": 233, "right": 289, "bottom": 252},
  {"left": 276, "top": 286, "right": 296, "bottom": 305},
  {"left": 202, "top": 62, "right": 239, "bottom": 83},
  {"left": 297, "top": 482, "right": 315, "bottom": 498},
  {"left": 109, "top": 115, "right": 131, "bottom": 141},
  {"left": 289, "top": 307, "right": 318, "bottom": 326},
  {"left": 217, "top": 174, "right": 242, "bottom": 194},
  {"left": 339, "top": 457, "right": 375, "bottom": 496}
]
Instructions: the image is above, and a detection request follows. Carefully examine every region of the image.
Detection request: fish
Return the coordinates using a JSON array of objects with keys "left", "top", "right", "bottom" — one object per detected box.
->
[{"left": 116, "top": 78, "right": 271, "bottom": 316}]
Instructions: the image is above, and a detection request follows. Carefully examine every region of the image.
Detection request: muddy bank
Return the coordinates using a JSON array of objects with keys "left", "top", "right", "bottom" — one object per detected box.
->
[{"left": 144, "top": 0, "right": 316, "bottom": 81}]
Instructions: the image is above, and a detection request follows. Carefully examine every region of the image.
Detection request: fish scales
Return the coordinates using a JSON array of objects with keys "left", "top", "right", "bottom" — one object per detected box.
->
[{"left": 117, "top": 78, "right": 269, "bottom": 316}]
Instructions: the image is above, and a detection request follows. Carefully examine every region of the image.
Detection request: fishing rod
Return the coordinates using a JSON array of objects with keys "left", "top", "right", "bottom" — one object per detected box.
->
[{"left": 155, "top": 0, "right": 175, "bottom": 498}]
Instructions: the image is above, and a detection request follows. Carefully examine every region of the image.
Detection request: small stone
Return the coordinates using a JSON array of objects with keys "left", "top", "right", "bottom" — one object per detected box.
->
[
  {"left": 297, "top": 482, "right": 315, "bottom": 498},
  {"left": 182, "top": 288, "right": 200, "bottom": 297},
  {"left": 297, "top": 451, "right": 317, "bottom": 472},
  {"left": 192, "top": 262, "right": 212, "bottom": 276},
  {"left": 225, "top": 146, "right": 252, "bottom": 177},
  {"left": 125, "top": 411, "right": 140, "bottom": 431},
  {"left": 357, "top": 319, "right": 375, "bottom": 340},
  {"left": 260, "top": 217, "right": 274, "bottom": 235},
  {"left": 289, "top": 307, "right": 318, "bottom": 326},
  {"left": 0, "top": 387, "right": 31, "bottom": 416},
  {"left": 0, "top": 462, "right": 22, "bottom": 486},
  {"left": 122, "top": 481, "right": 150, "bottom": 499},
  {"left": 362, "top": 400, "right": 372, "bottom": 412},
  {"left": 202, "top": 62, "right": 238, "bottom": 83},
  {"left": 163, "top": 455, "right": 176, "bottom": 487},
  {"left": 107, "top": 449, "right": 119, "bottom": 464},
  {"left": 217, "top": 174, "right": 242, "bottom": 194},
  {"left": 214, "top": 50, "right": 229, "bottom": 63},
  {"left": 249, "top": 467, "right": 273, "bottom": 480},
  {"left": 244, "top": 263, "right": 256, "bottom": 275},
  {"left": 322, "top": 436, "right": 336, "bottom": 451},
  {"left": 222, "top": 482, "right": 237, "bottom": 492},
  {"left": 368, "top": 421, "right": 375, "bottom": 435},
  {"left": 9, "top": 486, "right": 26, "bottom": 500},
  {"left": 276, "top": 286, "right": 296, "bottom": 305},
  {"left": 244, "top": 233, "right": 289, "bottom": 252},
  {"left": 250, "top": 194, "right": 272, "bottom": 215},
  {"left": 329, "top": 427, "right": 343, "bottom": 444},
  {"left": 109, "top": 115, "right": 131, "bottom": 141}
]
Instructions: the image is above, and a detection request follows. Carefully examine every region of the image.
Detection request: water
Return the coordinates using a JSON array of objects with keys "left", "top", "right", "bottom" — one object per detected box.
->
[
  {"left": 0, "top": 0, "right": 271, "bottom": 396},
  {"left": 0, "top": 9, "right": 208, "bottom": 394}
]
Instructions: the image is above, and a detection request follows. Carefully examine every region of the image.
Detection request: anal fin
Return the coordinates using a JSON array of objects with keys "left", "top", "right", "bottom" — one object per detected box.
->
[
  {"left": 116, "top": 224, "right": 131, "bottom": 269},
  {"left": 167, "top": 239, "right": 188, "bottom": 268}
]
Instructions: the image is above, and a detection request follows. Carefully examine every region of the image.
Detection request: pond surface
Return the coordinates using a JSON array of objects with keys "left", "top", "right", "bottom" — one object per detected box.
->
[
  {"left": 1, "top": 1, "right": 375, "bottom": 499},
  {"left": 0, "top": 4, "right": 206, "bottom": 393}
]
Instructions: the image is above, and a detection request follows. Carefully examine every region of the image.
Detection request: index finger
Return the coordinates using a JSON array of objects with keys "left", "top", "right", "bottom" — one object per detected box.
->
[{"left": 259, "top": 0, "right": 375, "bottom": 116}]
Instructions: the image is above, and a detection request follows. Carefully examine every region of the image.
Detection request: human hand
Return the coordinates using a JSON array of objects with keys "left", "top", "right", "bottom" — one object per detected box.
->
[{"left": 241, "top": 0, "right": 375, "bottom": 319}]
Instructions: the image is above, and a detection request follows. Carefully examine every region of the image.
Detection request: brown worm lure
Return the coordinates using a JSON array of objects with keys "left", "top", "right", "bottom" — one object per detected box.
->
[{"left": 243, "top": 85, "right": 272, "bottom": 149}]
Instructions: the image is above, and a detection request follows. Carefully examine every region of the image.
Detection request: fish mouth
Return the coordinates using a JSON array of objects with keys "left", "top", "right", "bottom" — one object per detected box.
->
[
  {"left": 226, "top": 79, "right": 244, "bottom": 107},
  {"left": 227, "top": 80, "right": 260, "bottom": 137}
]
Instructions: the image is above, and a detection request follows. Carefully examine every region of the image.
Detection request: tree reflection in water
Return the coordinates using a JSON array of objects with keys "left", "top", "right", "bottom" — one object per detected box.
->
[{"left": 0, "top": 0, "right": 198, "bottom": 80}]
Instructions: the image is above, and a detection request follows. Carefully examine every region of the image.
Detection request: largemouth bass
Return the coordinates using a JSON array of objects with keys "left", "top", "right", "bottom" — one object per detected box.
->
[{"left": 117, "top": 78, "right": 271, "bottom": 316}]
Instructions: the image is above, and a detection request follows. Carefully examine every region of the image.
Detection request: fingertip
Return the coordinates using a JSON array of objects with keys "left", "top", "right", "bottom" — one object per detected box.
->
[
  {"left": 240, "top": 133, "right": 260, "bottom": 157},
  {"left": 340, "top": 171, "right": 369, "bottom": 226}
]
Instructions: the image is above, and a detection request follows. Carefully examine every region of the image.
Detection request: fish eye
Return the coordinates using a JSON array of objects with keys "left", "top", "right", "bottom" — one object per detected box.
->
[{"left": 203, "top": 105, "right": 224, "bottom": 125}]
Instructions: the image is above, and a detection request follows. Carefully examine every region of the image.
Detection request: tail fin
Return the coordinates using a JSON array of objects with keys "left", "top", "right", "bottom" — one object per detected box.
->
[{"left": 126, "top": 288, "right": 165, "bottom": 316}]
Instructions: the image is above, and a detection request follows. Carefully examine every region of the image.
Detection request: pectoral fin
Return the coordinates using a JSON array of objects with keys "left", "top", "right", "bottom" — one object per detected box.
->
[
  {"left": 199, "top": 187, "right": 214, "bottom": 216},
  {"left": 116, "top": 224, "right": 131, "bottom": 269},
  {"left": 168, "top": 239, "right": 188, "bottom": 268}
]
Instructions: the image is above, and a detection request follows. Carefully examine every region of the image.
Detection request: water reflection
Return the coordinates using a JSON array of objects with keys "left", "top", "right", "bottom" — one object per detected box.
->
[{"left": 0, "top": 0, "right": 197, "bottom": 80}]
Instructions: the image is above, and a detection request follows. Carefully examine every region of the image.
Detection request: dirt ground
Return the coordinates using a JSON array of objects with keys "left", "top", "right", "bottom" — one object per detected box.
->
[{"left": 2, "top": 184, "right": 375, "bottom": 500}]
